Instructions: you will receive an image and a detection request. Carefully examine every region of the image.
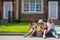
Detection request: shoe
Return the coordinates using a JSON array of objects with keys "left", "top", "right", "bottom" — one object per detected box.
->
[
  {"left": 43, "top": 35, "right": 46, "bottom": 39},
  {"left": 23, "top": 35, "right": 27, "bottom": 37},
  {"left": 55, "top": 35, "right": 59, "bottom": 39},
  {"left": 27, "top": 35, "right": 32, "bottom": 38}
]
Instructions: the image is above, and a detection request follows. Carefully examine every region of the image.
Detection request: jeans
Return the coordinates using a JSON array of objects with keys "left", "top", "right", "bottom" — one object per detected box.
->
[{"left": 51, "top": 27, "right": 57, "bottom": 36}]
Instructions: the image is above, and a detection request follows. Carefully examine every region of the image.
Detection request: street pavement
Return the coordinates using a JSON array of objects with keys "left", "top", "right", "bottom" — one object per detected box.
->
[
  {"left": 55, "top": 25, "right": 60, "bottom": 33},
  {"left": 0, "top": 36, "right": 60, "bottom": 40}
]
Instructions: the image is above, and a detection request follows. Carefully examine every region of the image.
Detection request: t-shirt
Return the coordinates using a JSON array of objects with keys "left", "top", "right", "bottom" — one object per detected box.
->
[
  {"left": 29, "top": 23, "right": 37, "bottom": 29},
  {"left": 47, "top": 22, "right": 54, "bottom": 29},
  {"left": 40, "top": 22, "right": 47, "bottom": 29}
]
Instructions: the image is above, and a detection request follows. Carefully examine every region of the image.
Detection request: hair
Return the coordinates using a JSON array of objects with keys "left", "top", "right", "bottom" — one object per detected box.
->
[
  {"left": 47, "top": 19, "right": 53, "bottom": 23},
  {"left": 29, "top": 19, "right": 34, "bottom": 25}
]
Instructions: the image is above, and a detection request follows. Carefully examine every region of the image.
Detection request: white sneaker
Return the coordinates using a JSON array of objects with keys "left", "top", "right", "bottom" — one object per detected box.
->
[
  {"left": 43, "top": 35, "right": 46, "bottom": 39},
  {"left": 23, "top": 34, "right": 29, "bottom": 37},
  {"left": 55, "top": 35, "right": 59, "bottom": 39},
  {"left": 27, "top": 35, "right": 32, "bottom": 37},
  {"left": 24, "top": 35, "right": 27, "bottom": 37}
]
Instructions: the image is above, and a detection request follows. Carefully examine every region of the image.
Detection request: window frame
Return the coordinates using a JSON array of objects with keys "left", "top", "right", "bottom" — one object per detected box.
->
[{"left": 21, "top": 0, "right": 43, "bottom": 14}]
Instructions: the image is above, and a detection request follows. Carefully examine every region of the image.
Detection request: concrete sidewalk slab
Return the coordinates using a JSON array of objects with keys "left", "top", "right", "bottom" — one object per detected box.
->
[{"left": 0, "top": 36, "right": 60, "bottom": 40}]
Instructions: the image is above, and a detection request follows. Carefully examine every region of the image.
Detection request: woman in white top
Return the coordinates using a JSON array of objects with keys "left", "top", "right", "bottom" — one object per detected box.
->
[
  {"left": 47, "top": 19, "right": 58, "bottom": 38},
  {"left": 24, "top": 19, "right": 37, "bottom": 37}
]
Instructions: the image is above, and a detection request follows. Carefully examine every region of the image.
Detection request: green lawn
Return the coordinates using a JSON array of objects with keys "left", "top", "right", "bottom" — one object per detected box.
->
[
  {"left": 58, "top": 24, "right": 60, "bottom": 26},
  {"left": 0, "top": 22, "right": 40, "bottom": 33}
]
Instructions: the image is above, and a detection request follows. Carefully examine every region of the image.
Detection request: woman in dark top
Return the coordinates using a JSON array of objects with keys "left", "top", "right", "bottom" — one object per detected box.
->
[{"left": 38, "top": 19, "right": 49, "bottom": 39}]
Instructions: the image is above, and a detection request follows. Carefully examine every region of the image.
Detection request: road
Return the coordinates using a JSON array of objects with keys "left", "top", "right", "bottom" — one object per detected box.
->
[{"left": 0, "top": 36, "right": 60, "bottom": 40}]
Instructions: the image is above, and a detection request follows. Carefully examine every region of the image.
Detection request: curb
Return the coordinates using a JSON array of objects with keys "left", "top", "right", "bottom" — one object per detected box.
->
[
  {"left": 0, "top": 32, "right": 60, "bottom": 36},
  {"left": 0, "top": 33, "right": 25, "bottom": 36}
]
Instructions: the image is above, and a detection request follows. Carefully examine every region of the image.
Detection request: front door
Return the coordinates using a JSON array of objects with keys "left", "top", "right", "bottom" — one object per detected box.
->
[
  {"left": 48, "top": 1, "right": 58, "bottom": 19},
  {"left": 3, "top": 2, "right": 12, "bottom": 19}
]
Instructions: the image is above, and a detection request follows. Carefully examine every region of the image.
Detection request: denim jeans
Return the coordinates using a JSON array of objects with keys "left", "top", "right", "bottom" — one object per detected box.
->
[{"left": 51, "top": 27, "right": 57, "bottom": 36}]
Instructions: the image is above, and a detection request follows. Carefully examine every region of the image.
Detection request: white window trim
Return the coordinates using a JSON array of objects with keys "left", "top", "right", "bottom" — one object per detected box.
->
[
  {"left": 21, "top": 0, "right": 43, "bottom": 14},
  {"left": 29, "top": 1, "right": 36, "bottom": 12},
  {"left": 3, "top": 2, "right": 12, "bottom": 19},
  {"left": 48, "top": 1, "right": 58, "bottom": 19}
]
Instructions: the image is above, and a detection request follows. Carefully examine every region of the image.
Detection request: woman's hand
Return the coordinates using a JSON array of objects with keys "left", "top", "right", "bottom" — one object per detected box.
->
[
  {"left": 29, "top": 28, "right": 31, "bottom": 30},
  {"left": 51, "top": 19, "right": 54, "bottom": 25}
]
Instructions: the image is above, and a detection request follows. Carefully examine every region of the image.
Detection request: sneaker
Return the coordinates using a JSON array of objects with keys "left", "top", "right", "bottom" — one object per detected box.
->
[
  {"left": 55, "top": 35, "right": 59, "bottom": 39},
  {"left": 23, "top": 35, "right": 27, "bottom": 37},
  {"left": 27, "top": 35, "right": 32, "bottom": 38},
  {"left": 43, "top": 35, "right": 46, "bottom": 39}
]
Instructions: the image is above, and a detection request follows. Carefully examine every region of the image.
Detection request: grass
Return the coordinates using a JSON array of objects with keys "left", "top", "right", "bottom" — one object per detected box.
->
[
  {"left": 0, "top": 22, "right": 40, "bottom": 33},
  {"left": 58, "top": 24, "right": 60, "bottom": 26}
]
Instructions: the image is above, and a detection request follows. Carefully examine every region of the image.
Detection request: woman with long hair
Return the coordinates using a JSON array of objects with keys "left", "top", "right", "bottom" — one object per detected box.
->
[
  {"left": 38, "top": 19, "right": 48, "bottom": 39},
  {"left": 24, "top": 19, "right": 37, "bottom": 37},
  {"left": 47, "top": 19, "right": 58, "bottom": 38}
]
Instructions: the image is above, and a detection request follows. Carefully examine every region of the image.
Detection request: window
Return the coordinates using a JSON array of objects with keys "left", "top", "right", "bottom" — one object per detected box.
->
[
  {"left": 24, "top": 0, "right": 29, "bottom": 11},
  {"left": 30, "top": 1, "right": 35, "bottom": 12},
  {"left": 22, "top": 0, "right": 43, "bottom": 13}
]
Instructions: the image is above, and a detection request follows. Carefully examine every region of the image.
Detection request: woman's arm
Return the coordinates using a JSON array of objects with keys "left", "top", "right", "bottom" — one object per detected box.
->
[
  {"left": 43, "top": 23, "right": 47, "bottom": 29},
  {"left": 51, "top": 20, "right": 54, "bottom": 25},
  {"left": 29, "top": 24, "right": 31, "bottom": 30}
]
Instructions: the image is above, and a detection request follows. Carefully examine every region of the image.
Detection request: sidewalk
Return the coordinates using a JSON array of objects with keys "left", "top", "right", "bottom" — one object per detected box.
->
[
  {"left": 54, "top": 25, "right": 60, "bottom": 33},
  {"left": 0, "top": 36, "right": 60, "bottom": 40}
]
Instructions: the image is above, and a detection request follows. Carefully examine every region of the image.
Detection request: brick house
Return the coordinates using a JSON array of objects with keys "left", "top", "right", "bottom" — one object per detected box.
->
[{"left": 0, "top": 0, "right": 60, "bottom": 24}]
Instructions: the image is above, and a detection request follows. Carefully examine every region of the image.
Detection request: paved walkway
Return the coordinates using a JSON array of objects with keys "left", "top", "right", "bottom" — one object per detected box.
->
[
  {"left": 54, "top": 25, "right": 60, "bottom": 33},
  {"left": 0, "top": 36, "right": 60, "bottom": 40}
]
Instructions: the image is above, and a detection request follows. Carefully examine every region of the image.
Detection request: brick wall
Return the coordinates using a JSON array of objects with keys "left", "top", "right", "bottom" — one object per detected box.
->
[
  {"left": 58, "top": 1, "right": 60, "bottom": 20},
  {"left": 19, "top": 0, "right": 48, "bottom": 21},
  {"left": 0, "top": 0, "right": 16, "bottom": 20},
  {"left": 0, "top": 1, "right": 3, "bottom": 19},
  {"left": 12, "top": 3, "right": 16, "bottom": 20},
  {"left": 20, "top": 14, "right": 47, "bottom": 21}
]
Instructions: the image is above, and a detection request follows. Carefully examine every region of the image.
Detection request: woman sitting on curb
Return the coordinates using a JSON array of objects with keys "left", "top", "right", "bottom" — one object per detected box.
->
[
  {"left": 38, "top": 19, "right": 48, "bottom": 39},
  {"left": 47, "top": 19, "right": 59, "bottom": 39},
  {"left": 24, "top": 19, "right": 37, "bottom": 37}
]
